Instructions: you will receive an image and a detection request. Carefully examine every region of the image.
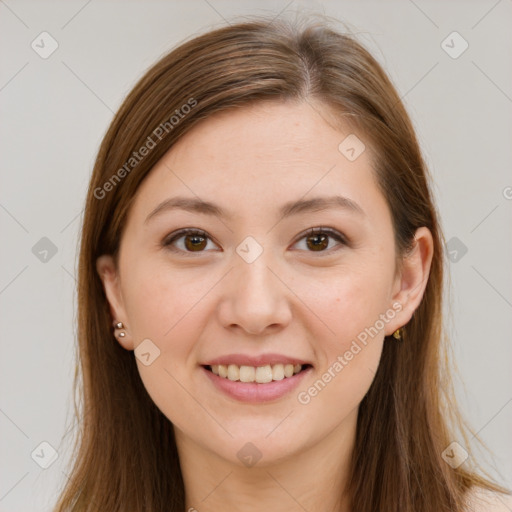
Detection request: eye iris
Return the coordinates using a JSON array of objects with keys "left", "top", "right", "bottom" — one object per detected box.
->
[
  {"left": 306, "top": 233, "right": 329, "bottom": 251},
  {"left": 185, "top": 234, "right": 207, "bottom": 251}
]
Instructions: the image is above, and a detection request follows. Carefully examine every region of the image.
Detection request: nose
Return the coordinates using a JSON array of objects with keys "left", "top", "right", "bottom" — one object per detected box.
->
[{"left": 217, "top": 252, "right": 292, "bottom": 336}]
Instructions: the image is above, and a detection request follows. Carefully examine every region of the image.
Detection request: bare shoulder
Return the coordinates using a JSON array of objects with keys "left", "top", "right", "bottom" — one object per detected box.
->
[{"left": 464, "top": 487, "right": 512, "bottom": 512}]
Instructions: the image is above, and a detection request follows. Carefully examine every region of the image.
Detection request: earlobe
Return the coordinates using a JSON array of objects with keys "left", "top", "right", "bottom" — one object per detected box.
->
[
  {"left": 386, "top": 227, "right": 434, "bottom": 336},
  {"left": 96, "top": 254, "right": 134, "bottom": 350}
]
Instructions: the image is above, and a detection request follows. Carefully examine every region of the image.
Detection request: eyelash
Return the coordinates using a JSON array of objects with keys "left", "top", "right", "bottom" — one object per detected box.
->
[{"left": 162, "top": 227, "right": 348, "bottom": 256}]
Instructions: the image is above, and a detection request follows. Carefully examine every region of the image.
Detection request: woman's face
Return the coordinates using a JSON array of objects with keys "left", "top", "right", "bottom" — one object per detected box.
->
[{"left": 97, "top": 100, "right": 430, "bottom": 467}]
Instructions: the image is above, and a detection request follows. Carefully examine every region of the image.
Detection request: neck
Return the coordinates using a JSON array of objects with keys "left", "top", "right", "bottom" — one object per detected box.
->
[{"left": 175, "top": 408, "right": 357, "bottom": 512}]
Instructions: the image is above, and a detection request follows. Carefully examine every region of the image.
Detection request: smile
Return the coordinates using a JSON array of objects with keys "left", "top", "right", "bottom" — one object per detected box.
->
[
  {"left": 208, "top": 363, "right": 308, "bottom": 383},
  {"left": 202, "top": 364, "right": 313, "bottom": 403}
]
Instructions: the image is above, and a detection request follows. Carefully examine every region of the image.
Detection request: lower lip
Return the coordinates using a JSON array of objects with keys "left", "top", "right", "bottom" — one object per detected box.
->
[{"left": 202, "top": 366, "right": 312, "bottom": 403}]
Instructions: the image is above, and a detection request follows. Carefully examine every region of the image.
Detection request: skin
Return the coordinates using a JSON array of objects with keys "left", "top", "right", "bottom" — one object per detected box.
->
[{"left": 97, "top": 99, "right": 434, "bottom": 512}]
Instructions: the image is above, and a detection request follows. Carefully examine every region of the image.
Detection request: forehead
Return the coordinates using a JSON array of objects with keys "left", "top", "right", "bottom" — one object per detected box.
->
[{"left": 127, "top": 100, "right": 389, "bottom": 226}]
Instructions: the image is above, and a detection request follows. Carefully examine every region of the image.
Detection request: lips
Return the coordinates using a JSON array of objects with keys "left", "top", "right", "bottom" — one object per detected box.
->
[
  {"left": 201, "top": 353, "right": 312, "bottom": 384},
  {"left": 202, "top": 364, "right": 312, "bottom": 403},
  {"left": 200, "top": 353, "right": 313, "bottom": 403}
]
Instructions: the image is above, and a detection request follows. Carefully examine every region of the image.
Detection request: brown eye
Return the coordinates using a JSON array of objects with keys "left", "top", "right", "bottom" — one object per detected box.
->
[
  {"left": 305, "top": 232, "right": 329, "bottom": 251},
  {"left": 184, "top": 233, "right": 207, "bottom": 251},
  {"left": 294, "top": 227, "right": 347, "bottom": 254},
  {"left": 164, "top": 229, "right": 217, "bottom": 254}
]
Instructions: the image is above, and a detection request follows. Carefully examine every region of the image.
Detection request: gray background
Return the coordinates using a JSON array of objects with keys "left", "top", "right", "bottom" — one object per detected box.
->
[{"left": 1, "top": 1, "right": 511, "bottom": 510}]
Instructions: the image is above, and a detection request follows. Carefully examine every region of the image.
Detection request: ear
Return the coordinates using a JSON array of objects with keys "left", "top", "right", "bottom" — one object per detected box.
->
[
  {"left": 96, "top": 254, "right": 134, "bottom": 350},
  {"left": 385, "top": 226, "right": 434, "bottom": 336}
]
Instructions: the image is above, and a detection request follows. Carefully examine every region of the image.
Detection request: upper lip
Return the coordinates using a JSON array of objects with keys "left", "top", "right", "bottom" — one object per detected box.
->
[{"left": 202, "top": 353, "right": 312, "bottom": 367}]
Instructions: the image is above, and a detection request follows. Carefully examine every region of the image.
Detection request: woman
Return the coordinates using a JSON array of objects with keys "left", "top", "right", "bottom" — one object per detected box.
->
[{"left": 54, "top": 14, "right": 511, "bottom": 512}]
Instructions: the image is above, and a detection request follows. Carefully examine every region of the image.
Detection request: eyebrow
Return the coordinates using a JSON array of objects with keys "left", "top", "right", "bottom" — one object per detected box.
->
[{"left": 144, "top": 194, "right": 365, "bottom": 224}]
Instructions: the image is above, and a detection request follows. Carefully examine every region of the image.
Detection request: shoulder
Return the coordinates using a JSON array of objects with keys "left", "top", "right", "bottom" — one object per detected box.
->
[{"left": 464, "top": 487, "right": 512, "bottom": 512}]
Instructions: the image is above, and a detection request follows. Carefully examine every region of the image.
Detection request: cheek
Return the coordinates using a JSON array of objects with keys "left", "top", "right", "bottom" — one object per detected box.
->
[
  {"left": 123, "top": 261, "right": 210, "bottom": 343},
  {"left": 294, "top": 264, "right": 392, "bottom": 348},
  {"left": 122, "top": 263, "right": 215, "bottom": 414},
  {"left": 291, "top": 264, "right": 391, "bottom": 407},
  {"left": 293, "top": 270, "right": 388, "bottom": 414}
]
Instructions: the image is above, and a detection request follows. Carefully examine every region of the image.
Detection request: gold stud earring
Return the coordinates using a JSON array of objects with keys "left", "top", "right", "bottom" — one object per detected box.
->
[{"left": 392, "top": 327, "right": 403, "bottom": 340}]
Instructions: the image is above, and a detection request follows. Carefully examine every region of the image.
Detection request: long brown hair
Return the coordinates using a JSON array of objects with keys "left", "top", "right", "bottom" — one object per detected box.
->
[{"left": 54, "top": 13, "right": 509, "bottom": 511}]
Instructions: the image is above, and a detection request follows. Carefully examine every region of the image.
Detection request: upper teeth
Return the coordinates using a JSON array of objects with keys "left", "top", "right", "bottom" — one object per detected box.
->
[{"left": 211, "top": 363, "right": 303, "bottom": 383}]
